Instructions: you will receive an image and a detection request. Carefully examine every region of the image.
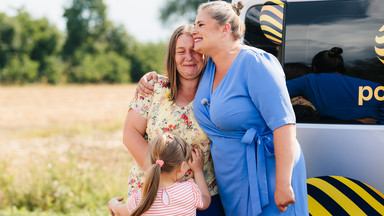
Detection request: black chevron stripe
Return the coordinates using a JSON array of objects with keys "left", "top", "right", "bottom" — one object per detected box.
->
[{"left": 307, "top": 183, "right": 349, "bottom": 216}]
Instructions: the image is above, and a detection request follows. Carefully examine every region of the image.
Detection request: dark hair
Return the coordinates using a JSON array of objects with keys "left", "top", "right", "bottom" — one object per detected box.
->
[
  {"left": 284, "top": 63, "right": 311, "bottom": 80},
  {"left": 130, "top": 133, "right": 191, "bottom": 216},
  {"left": 311, "top": 47, "right": 346, "bottom": 74},
  {"left": 198, "top": 1, "right": 245, "bottom": 40}
]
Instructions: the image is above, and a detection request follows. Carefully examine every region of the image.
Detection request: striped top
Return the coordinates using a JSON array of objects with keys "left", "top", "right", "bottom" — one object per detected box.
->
[{"left": 126, "top": 179, "right": 203, "bottom": 215}]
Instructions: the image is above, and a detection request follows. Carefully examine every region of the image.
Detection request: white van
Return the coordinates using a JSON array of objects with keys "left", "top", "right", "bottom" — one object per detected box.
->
[{"left": 233, "top": 0, "right": 384, "bottom": 193}]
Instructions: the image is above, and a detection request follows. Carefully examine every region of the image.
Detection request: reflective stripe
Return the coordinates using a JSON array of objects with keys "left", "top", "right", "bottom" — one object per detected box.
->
[
  {"left": 333, "top": 176, "right": 384, "bottom": 214},
  {"left": 307, "top": 177, "right": 366, "bottom": 215},
  {"left": 307, "top": 195, "right": 332, "bottom": 216}
]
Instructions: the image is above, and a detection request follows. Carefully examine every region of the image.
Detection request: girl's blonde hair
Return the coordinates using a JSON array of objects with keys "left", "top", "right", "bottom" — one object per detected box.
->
[
  {"left": 198, "top": 1, "right": 246, "bottom": 40},
  {"left": 130, "top": 133, "right": 191, "bottom": 216}
]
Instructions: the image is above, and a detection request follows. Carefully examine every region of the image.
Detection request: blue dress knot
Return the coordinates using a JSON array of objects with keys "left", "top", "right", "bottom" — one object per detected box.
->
[{"left": 241, "top": 128, "right": 274, "bottom": 215}]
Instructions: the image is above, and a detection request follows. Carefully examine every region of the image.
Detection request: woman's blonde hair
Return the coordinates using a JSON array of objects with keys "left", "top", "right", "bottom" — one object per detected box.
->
[
  {"left": 198, "top": 1, "right": 246, "bottom": 40},
  {"left": 166, "top": 24, "right": 205, "bottom": 102},
  {"left": 130, "top": 133, "right": 191, "bottom": 216}
]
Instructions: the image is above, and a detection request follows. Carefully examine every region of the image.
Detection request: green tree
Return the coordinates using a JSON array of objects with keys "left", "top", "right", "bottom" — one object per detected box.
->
[
  {"left": 159, "top": 0, "right": 206, "bottom": 24},
  {"left": 62, "top": 0, "right": 138, "bottom": 83},
  {"left": 70, "top": 51, "right": 130, "bottom": 83},
  {"left": 62, "top": 0, "right": 107, "bottom": 58},
  {"left": 130, "top": 41, "right": 167, "bottom": 82},
  {"left": 0, "top": 10, "right": 62, "bottom": 84},
  {"left": 0, "top": 13, "right": 16, "bottom": 69}
]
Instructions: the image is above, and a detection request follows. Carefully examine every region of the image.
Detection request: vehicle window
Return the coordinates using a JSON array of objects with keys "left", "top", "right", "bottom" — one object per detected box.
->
[
  {"left": 284, "top": 0, "right": 384, "bottom": 124},
  {"left": 285, "top": 0, "right": 384, "bottom": 84}
]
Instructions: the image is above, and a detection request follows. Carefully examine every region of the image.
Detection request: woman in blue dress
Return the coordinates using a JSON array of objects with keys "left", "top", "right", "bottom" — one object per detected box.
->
[{"left": 191, "top": 1, "right": 308, "bottom": 215}]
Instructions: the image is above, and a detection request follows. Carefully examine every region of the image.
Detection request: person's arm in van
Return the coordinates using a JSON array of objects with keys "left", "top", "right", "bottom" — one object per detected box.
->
[{"left": 286, "top": 76, "right": 307, "bottom": 98}]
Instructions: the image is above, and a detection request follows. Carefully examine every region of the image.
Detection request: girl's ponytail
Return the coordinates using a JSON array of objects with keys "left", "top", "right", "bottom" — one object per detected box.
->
[
  {"left": 130, "top": 164, "right": 161, "bottom": 216},
  {"left": 131, "top": 133, "right": 190, "bottom": 215}
]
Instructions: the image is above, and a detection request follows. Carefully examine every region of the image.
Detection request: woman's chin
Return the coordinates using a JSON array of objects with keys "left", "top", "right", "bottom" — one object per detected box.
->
[{"left": 194, "top": 46, "right": 205, "bottom": 55}]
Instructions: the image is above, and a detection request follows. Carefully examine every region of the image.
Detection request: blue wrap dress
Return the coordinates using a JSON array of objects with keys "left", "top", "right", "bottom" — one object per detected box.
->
[{"left": 193, "top": 46, "right": 309, "bottom": 215}]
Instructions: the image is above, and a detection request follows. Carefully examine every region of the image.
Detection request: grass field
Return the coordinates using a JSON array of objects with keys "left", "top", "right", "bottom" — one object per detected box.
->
[{"left": 0, "top": 84, "right": 137, "bottom": 215}]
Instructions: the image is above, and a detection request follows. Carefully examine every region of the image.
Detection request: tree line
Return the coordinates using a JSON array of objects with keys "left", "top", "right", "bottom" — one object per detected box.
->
[{"left": 0, "top": 0, "right": 167, "bottom": 84}]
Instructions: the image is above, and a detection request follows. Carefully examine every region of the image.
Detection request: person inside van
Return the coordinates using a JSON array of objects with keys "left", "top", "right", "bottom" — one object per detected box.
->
[
  {"left": 286, "top": 47, "right": 384, "bottom": 124},
  {"left": 283, "top": 63, "right": 320, "bottom": 123}
]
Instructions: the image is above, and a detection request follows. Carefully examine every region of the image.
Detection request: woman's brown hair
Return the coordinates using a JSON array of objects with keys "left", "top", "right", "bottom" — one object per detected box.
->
[
  {"left": 130, "top": 133, "right": 191, "bottom": 216},
  {"left": 166, "top": 24, "right": 205, "bottom": 103}
]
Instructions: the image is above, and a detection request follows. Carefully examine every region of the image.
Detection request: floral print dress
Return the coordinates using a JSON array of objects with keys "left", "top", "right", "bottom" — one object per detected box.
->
[{"left": 127, "top": 75, "right": 218, "bottom": 196}]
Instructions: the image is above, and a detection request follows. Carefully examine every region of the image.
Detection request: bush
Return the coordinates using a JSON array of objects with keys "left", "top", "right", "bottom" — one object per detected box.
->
[
  {"left": 0, "top": 55, "right": 39, "bottom": 84},
  {"left": 69, "top": 52, "right": 131, "bottom": 83}
]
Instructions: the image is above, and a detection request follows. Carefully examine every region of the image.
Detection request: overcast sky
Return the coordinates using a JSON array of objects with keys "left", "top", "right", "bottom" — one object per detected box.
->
[{"left": 0, "top": 0, "right": 184, "bottom": 42}]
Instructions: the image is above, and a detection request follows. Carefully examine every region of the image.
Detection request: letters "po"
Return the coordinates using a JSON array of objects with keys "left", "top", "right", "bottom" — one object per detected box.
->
[{"left": 358, "top": 86, "right": 384, "bottom": 105}]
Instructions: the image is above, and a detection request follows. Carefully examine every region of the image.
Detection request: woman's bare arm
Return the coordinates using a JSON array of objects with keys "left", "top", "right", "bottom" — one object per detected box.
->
[
  {"left": 123, "top": 109, "right": 150, "bottom": 170},
  {"left": 273, "top": 124, "right": 296, "bottom": 212}
]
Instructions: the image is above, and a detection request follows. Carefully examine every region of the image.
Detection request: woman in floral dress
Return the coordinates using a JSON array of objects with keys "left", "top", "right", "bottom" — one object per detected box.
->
[{"left": 122, "top": 25, "right": 224, "bottom": 216}]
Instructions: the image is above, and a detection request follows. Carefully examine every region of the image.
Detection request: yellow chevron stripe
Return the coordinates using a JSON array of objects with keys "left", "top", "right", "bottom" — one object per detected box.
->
[
  {"left": 265, "top": 34, "right": 282, "bottom": 44},
  {"left": 260, "top": 14, "right": 283, "bottom": 29},
  {"left": 380, "top": 25, "right": 384, "bottom": 32},
  {"left": 377, "top": 56, "right": 384, "bottom": 64},
  {"left": 307, "top": 178, "right": 367, "bottom": 215},
  {"left": 363, "top": 183, "right": 384, "bottom": 200},
  {"left": 332, "top": 176, "right": 384, "bottom": 214},
  {"left": 376, "top": 35, "right": 384, "bottom": 44},
  {"left": 260, "top": 25, "right": 282, "bottom": 38},
  {"left": 267, "top": 0, "right": 285, "bottom": 7},
  {"left": 261, "top": 5, "right": 284, "bottom": 19},
  {"left": 375, "top": 46, "right": 384, "bottom": 56},
  {"left": 308, "top": 195, "right": 332, "bottom": 216}
]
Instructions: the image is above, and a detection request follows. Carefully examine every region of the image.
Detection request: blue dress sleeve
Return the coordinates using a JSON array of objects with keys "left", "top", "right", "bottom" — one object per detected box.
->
[{"left": 246, "top": 51, "right": 296, "bottom": 131}]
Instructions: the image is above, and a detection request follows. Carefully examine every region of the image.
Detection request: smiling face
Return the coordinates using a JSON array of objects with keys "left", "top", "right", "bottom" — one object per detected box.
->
[
  {"left": 175, "top": 34, "right": 204, "bottom": 82},
  {"left": 193, "top": 9, "right": 222, "bottom": 55}
]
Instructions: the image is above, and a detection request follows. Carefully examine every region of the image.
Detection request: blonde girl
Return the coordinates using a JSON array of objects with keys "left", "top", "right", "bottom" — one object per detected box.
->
[{"left": 108, "top": 133, "right": 211, "bottom": 216}]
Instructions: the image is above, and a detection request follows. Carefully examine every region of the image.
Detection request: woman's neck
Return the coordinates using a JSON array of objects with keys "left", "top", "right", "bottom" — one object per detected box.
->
[
  {"left": 210, "top": 41, "right": 243, "bottom": 74},
  {"left": 175, "top": 79, "right": 199, "bottom": 107}
]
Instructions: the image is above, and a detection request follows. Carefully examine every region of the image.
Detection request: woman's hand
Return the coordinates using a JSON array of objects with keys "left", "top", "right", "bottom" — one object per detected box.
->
[
  {"left": 135, "top": 71, "right": 159, "bottom": 97},
  {"left": 274, "top": 184, "right": 295, "bottom": 212},
  {"left": 108, "top": 197, "right": 124, "bottom": 216}
]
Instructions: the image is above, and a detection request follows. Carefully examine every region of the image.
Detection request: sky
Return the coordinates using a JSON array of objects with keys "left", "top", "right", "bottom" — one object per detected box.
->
[{"left": 0, "top": 0, "right": 184, "bottom": 43}]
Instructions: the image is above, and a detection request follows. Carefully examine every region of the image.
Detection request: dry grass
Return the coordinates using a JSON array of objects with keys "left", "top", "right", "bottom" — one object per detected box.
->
[{"left": 0, "top": 84, "right": 138, "bottom": 215}]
